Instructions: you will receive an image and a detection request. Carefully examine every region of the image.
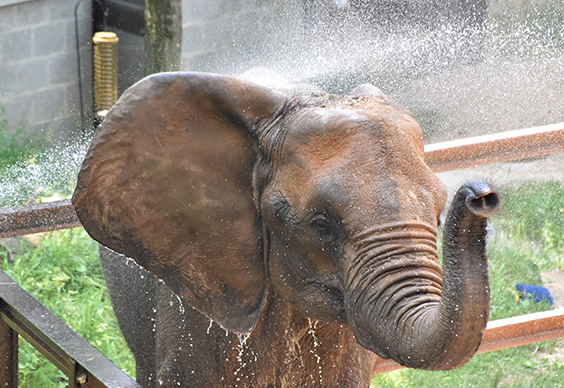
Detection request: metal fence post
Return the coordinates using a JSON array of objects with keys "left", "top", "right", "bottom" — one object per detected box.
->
[{"left": 0, "top": 307, "right": 18, "bottom": 387}]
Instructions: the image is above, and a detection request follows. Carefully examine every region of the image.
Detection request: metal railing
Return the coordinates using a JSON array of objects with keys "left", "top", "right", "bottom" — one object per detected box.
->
[
  {"left": 0, "top": 270, "right": 141, "bottom": 387},
  {"left": 1, "top": 121, "right": 564, "bottom": 384}
]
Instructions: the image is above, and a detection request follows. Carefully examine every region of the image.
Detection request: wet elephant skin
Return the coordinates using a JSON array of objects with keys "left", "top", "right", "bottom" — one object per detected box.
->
[{"left": 73, "top": 72, "right": 500, "bottom": 387}]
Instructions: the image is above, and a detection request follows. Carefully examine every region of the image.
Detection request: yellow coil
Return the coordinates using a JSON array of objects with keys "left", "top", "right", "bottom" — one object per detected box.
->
[{"left": 93, "top": 32, "right": 119, "bottom": 113}]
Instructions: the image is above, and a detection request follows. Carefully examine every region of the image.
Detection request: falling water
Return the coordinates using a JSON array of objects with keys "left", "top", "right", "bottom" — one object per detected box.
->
[
  {"left": 307, "top": 318, "right": 323, "bottom": 385},
  {"left": 207, "top": 318, "right": 214, "bottom": 334},
  {"left": 233, "top": 332, "right": 252, "bottom": 385},
  {"left": 0, "top": 137, "right": 89, "bottom": 207}
]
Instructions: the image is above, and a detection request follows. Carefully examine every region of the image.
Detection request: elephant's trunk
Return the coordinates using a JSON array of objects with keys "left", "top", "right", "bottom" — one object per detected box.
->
[{"left": 345, "top": 180, "right": 500, "bottom": 370}]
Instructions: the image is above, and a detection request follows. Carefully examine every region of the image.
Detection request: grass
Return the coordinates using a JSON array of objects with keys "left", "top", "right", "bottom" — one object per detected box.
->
[
  {"left": 0, "top": 229, "right": 135, "bottom": 387},
  {"left": 373, "top": 344, "right": 564, "bottom": 388}
]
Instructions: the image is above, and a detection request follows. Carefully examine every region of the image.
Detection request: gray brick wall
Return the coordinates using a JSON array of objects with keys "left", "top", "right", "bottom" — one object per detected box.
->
[
  {"left": 0, "top": 0, "right": 93, "bottom": 141},
  {"left": 180, "top": 0, "right": 304, "bottom": 75},
  {"left": 0, "top": 0, "right": 306, "bottom": 142}
]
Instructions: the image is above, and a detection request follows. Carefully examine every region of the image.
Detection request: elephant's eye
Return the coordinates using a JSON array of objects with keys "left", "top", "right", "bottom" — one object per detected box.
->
[
  {"left": 311, "top": 214, "right": 341, "bottom": 244},
  {"left": 312, "top": 218, "right": 331, "bottom": 236}
]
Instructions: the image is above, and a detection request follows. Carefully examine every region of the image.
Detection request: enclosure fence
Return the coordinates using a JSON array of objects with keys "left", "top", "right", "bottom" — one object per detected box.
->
[{"left": 2, "top": 122, "right": 564, "bottom": 385}]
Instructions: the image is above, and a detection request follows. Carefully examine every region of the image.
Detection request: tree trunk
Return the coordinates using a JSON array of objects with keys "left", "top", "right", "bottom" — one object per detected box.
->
[{"left": 144, "top": 0, "right": 182, "bottom": 75}]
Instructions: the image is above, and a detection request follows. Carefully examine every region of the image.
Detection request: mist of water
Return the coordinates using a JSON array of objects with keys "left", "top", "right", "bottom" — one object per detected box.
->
[
  {"left": 227, "top": 0, "right": 564, "bottom": 189},
  {"left": 0, "top": 137, "right": 90, "bottom": 207},
  {"left": 2, "top": 1, "right": 563, "bottom": 206},
  {"left": 229, "top": 1, "right": 564, "bottom": 143}
]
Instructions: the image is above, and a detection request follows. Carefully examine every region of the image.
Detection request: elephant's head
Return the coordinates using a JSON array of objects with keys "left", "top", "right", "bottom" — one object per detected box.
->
[{"left": 73, "top": 72, "right": 499, "bottom": 371}]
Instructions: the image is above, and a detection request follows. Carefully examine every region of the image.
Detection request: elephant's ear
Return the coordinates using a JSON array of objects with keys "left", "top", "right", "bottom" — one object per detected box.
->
[{"left": 73, "top": 72, "right": 286, "bottom": 333}]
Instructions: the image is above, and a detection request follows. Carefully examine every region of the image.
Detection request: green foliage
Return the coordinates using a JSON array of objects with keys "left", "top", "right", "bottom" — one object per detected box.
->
[
  {"left": 0, "top": 229, "right": 135, "bottom": 387},
  {"left": 0, "top": 107, "right": 42, "bottom": 166},
  {"left": 0, "top": 107, "right": 82, "bottom": 207}
]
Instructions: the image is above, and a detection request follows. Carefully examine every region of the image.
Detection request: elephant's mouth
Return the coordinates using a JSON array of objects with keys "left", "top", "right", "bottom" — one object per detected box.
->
[{"left": 298, "top": 276, "right": 347, "bottom": 322}]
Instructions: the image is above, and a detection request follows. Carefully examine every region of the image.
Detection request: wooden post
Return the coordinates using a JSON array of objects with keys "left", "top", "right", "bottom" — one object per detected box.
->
[{"left": 144, "top": 0, "right": 182, "bottom": 75}]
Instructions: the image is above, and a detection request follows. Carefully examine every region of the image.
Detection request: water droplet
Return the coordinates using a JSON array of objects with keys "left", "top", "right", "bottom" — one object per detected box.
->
[{"left": 207, "top": 318, "right": 213, "bottom": 334}]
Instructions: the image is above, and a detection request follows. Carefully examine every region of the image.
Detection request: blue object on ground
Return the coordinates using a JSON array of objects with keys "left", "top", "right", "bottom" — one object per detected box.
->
[{"left": 516, "top": 283, "right": 554, "bottom": 306}]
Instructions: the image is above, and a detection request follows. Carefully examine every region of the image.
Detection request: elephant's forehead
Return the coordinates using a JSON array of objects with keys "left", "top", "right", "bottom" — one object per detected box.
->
[
  {"left": 282, "top": 105, "right": 422, "bottom": 169},
  {"left": 274, "top": 105, "right": 445, "bottom": 220}
]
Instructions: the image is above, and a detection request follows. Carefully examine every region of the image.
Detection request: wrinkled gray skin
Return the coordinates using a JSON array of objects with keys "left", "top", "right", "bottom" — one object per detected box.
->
[{"left": 74, "top": 72, "right": 500, "bottom": 388}]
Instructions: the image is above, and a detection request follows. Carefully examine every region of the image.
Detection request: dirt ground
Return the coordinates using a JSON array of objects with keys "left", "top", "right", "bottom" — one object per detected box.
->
[{"left": 542, "top": 271, "right": 564, "bottom": 308}]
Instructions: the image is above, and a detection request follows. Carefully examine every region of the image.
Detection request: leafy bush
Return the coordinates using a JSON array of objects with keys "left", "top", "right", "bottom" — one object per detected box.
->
[{"left": 0, "top": 107, "right": 42, "bottom": 166}]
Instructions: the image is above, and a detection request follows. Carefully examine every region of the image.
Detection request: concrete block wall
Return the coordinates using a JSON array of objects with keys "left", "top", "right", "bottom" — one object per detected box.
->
[
  {"left": 180, "top": 0, "right": 304, "bottom": 76},
  {"left": 0, "top": 0, "right": 306, "bottom": 143},
  {"left": 0, "top": 0, "right": 93, "bottom": 141}
]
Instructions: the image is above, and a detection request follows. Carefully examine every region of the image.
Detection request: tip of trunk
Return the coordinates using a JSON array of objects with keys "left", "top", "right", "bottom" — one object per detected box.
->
[{"left": 464, "top": 180, "right": 500, "bottom": 218}]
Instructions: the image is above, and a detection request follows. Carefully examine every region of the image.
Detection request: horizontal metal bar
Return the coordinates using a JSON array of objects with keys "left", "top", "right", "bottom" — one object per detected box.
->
[
  {"left": 372, "top": 308, "right": 564, "bottom": 375},
  {"left": 0, "top": 270, "right": 141, "bottom": 388},
  {"left": 425, "top": 122, "right": 564, "bottom": 172},
  {"left": 478, "top": 308, "right": 564, "bottom": 354},
  {"left": 0, "top": 199, "right": 81, "bottom": 238}
]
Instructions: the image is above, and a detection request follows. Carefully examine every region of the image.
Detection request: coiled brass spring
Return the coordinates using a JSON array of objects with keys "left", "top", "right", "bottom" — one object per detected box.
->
[{"left": 93, "top": 31, "right": 119, "bottom": 115}]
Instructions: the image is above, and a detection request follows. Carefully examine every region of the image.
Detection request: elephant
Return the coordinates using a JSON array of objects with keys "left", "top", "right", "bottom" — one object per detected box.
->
[{"left": 72, "top": 71, "right": 500, "bottom": 388}]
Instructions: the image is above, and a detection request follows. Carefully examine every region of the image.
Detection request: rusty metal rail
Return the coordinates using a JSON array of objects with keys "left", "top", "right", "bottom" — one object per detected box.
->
[
  {"left": 0, "top": 200, "right": 80, "bottom": 239},
  {"left": 0, "top": 270, "right": 141, "bottom": 387},
  {"left": 425, "top": 121, "right": 564, "bottom": 172},
  {"left": 1, "top": 121, "right": 564, "bottom": 383},
  {"left": 480, "top": 308, "right": 564, "bottom": 354}
]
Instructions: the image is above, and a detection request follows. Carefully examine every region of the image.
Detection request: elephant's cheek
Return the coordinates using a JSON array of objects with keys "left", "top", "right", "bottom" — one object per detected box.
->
[
  {"left": 299, "top": 282, "right": 347, "bottom": 322},
  {"left": 268, "top": 246, "right": 346, "bottom": 321},
  {"left": 268, "top": 245, "right": 305, "bottom": 302}
]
